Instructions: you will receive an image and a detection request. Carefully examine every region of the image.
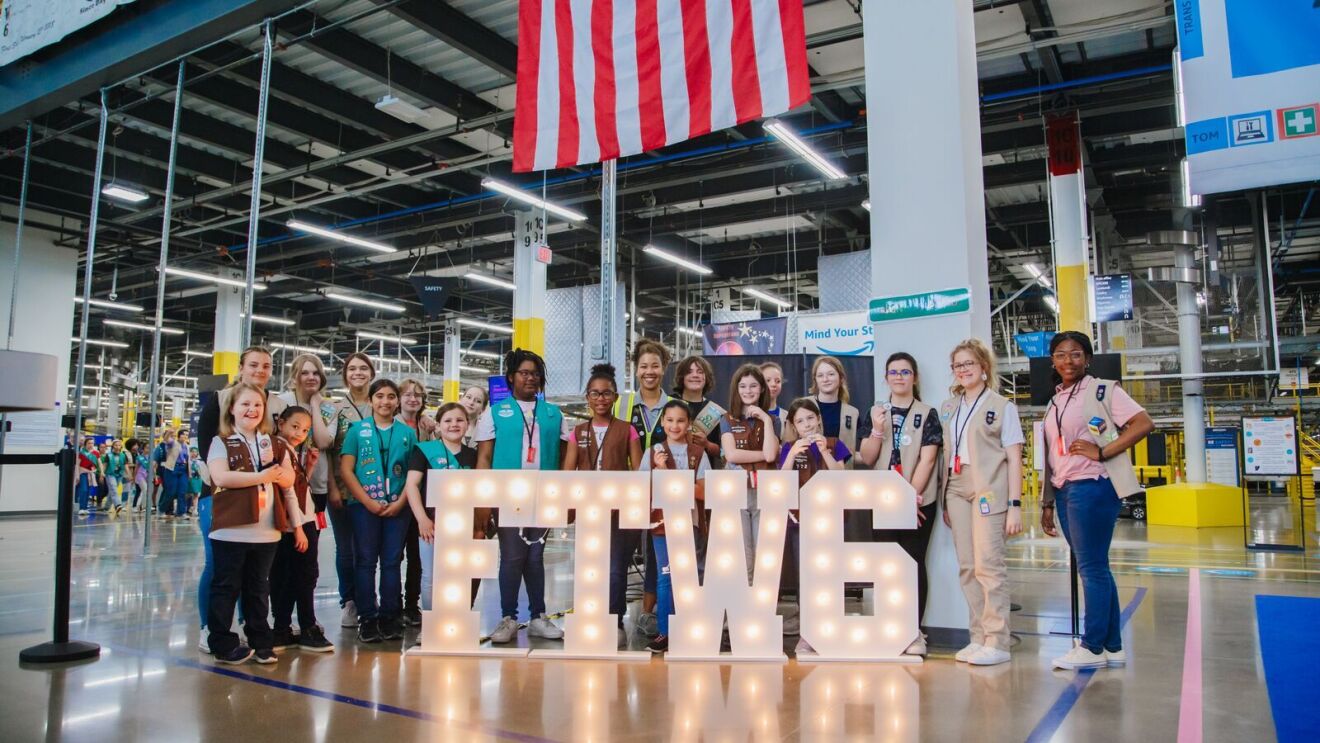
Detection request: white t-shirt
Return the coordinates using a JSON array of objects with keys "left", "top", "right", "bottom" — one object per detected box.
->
[
  {"left": 473, "top": 398, "right": 572, "bottom": 470},
  {"left": 206, "top": 432, "right": 292, "bottom": 543},
  {"left": 948, "top": 396, "right": 1025, "bottom": 470},
  {"left": 640, "top": 441, "right": 710, "bottom": 478}
]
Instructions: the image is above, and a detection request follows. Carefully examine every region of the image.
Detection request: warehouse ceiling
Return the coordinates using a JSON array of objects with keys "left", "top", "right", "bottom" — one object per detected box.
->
[{"left": 2, "top": 0, "right": 1317, "bottom": 383}]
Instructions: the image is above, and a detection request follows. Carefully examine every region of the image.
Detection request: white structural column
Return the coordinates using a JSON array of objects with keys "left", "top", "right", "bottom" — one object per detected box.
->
[
  {"left": 863, "top": 0, "right": 988, "bottom": 633},
  {"left": 1047, "top": 111, "right": 1090, "bottom": 331},
  {"left": 213, "top": 276, "right": 244, "bottom": 380},
  {"left": 1167, "top": 231, "right": 1206, "bottom": 482},
  {"left": 512, "top": 209, "right": 548, "bottom": 356},
  {"left": 443, "top": 330, "right": 461, "bottom": 402}
]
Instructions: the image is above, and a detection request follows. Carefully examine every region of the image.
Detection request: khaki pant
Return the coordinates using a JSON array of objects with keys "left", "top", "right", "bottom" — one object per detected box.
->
[{"left": 945, "top": 473, "right": 1010, "bottom": 650}]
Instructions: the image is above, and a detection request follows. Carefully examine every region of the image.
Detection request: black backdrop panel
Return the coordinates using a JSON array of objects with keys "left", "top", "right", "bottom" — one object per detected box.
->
[
  {"left": 1028, "top": 353, "right": 1123, "bottom": 405},
  {"left": 666, "top": 354, "right": 875, "bottom": 414}
]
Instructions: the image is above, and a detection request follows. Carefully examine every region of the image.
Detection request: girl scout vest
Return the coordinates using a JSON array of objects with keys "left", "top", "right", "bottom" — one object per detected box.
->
[
  {"left": 786, "top": 443, "right": 826, "bottom": 487},
  {"left": 810, "top": 396, "right": 859, "bottom": 469},
  {"left": 651, "top": 441, "right": 704, "bottom": 536},
  {"left": 572, "top": 418, "right": 634, "bottom": 471},
  {"left": 273, "top": 437, "right": 310, "bottom": 518},
  {"left": 939, "top": 390, "right": 1011, "bottom": 515},
  {"left": 416, "top": 440, "right": 468, "bottom": 519},
  {"left": 211, "top": 435, "right": 291, "bottom": 533},
  {"left": 1040, "top": 377, "right": 1143, "bottom": 505},
  {"left": 348, "top": 419, "right": 414, "bottom": 504},
  {"left": 724, "top": 413, "right": 771, "bottom": 475},
  {"left": 490, "top": 397, "right": 564, "bottom": 470},
  {"left": 878, "top": 400, "right": 940, "bottom": 506},
  {"left": 613, "top": 391, "right": 670, "bottom": 450}
]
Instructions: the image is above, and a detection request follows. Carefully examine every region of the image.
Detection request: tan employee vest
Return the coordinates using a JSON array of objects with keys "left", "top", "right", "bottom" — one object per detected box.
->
[
  {"left": 877, "top": 399, "right": 941, "bottom": 506},
  {"left": 1040, "top": 377, "right": 1144, "bottom": 504},
  {"left": 939, "top": 390, "right": 1011, "bottom": 515}
]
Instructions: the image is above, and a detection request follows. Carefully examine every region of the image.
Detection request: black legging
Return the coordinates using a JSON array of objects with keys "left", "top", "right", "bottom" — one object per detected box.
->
[{"left": 871, "top": 501, "right": 938, "bottom": 621}]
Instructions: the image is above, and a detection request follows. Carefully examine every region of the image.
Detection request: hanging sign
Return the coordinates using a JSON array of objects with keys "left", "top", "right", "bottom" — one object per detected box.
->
[
  {"left": 0, "top": 0, "right": 138, "bottom": 67},
  {"left": 1092, "top": 274, "right": 1135, "bottom": 322},
  {"left": 1278, "top": 368, "right": 1310, "bottom": 390},
  {"left": 869, "top": 288, "right": 971, "bottom": 324},
  {"left": 409, "top": 277, "right": 455, "bottom": 319},
  {"left": 702, "top": 318, "right": 788, "bottom": 356},
  {"left": 1241, "top": 416, "right": 1299, "bottom": 476}
]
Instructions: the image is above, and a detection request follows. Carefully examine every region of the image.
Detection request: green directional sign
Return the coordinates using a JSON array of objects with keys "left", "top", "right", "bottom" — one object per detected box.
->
[{"left": 869, "top": 287, "right": 972, "bottom": 323}]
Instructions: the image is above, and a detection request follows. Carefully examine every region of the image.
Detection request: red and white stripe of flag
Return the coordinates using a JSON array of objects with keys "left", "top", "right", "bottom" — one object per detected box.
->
[{"left": 513, "top": 0, "right": 811, "bottom": 172}]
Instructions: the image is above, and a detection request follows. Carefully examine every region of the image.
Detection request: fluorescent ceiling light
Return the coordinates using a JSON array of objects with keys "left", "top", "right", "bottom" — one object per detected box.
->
[
  {"left": 763, "top": 119, "right": 847, "bottom": 180},
  {"left": 1024, "top": 263, "right": 1053, "bottom": 289},
  {"left": 677, "top": 327, "right": 702, "bottom": 338},
  {"left": 72, "top": 337, "right": 130, "bottom": 348},
  {"left": 287, "top": 220, "right": 395, "bottom": 254},
  {"left": 104, "top": 319, "right": 185, "bottom": 335},
  {"left": 455, "top": 318, "right": 514, "bottom": 334},
  {"left": 482, "top": 177, "right": 587, "bottom": 222},
  {"left": 183, "top": 350, "right": 213, "bottom": 358},
  {"left": 271, "top": 342, "right": 330, "bottom": 355},
  {"left": 1044, "top": 295, "right": 1059, "bottom": 313},
  {"left": 743, "top": 287, "right": 793, "bottom": 309},
  {"left": 357, "top": 330, "right": 417, "bottom": 346},
  {"left": 461, "top": 348, "right": 500, "bottom": 360},
  {"left": 373, "top": 356, "right": 410, "bottom": 367},
  {"left": 74, "top": 296, "right": 143, "bottom": 313},
  {"left": 101, "top": 184, "right": 149, "bottom": 203},
  {"left": 164, "top": 267, "right": 267, "bottom": 291},
  {"left": 325, "top": 291, "right": 405, "bottom": 313},
  {"left": 642, "top": 245, "right": 713, "bottom": 275},
  {"left": 460, "top": 365, "right": 491, "bottom": 374},
  {"left": 464, "top": 271, "right": 516, "bottom": 291},
  {"left": 861, "top": 199, "right": 871, "bottom": 212},
  {"left": 69, "top": 384, "right": 108, "bottom": 392},
  {"left": 241, "top": 312, "right": 296, "bottom": 327},
  {"left": 163, "top": 374, "right": 199, "bottom": 382},
  {"left": 375, "top": 94, "right": 426, "bottom": 124}
]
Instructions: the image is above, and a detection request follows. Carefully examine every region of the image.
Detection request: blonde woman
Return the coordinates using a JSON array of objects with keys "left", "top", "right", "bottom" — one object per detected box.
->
[
  {"left": 939, "top": 339, "right": 1023, "bottom": 667},
  {"left": 807, "top": 356, "right": 859, "bottom": 466}
]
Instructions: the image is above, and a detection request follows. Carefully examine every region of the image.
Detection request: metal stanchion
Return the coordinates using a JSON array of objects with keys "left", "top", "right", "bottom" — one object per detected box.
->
[{"left": 1069, "top": 549, "right": 1081, "bottom": 637}]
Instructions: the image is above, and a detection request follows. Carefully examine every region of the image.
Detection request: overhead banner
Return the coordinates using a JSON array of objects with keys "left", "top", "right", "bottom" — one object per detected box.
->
[
  {"left": 1177, "top": 1, "right": 1320, "bottom": 195},
  {"left": 409, "top": 277, "right": 455, "bottom": 319},
  {"left": 702, "top": 318, "right": 788, "bottom": 356},
  {"left": 0, "top": 0, "right": 138, "bottom": 67},
  {"left": 798, "top": 311, "right": 874, "bottom": 356}
]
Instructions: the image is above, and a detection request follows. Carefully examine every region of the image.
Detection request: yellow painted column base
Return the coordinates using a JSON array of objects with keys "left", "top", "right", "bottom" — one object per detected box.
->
[
  {"left": 1056, "top": 263, "right": 1089, "bottom": 332},
  {"left": 512, "top": 317, "right": 545, "bottom": 357},
  {"left": 443, "top": 379, "right": 461, "bottom": 403},
  {"left": 213, "top": 351, "right": 239, "bottom": 381},
  {"left": 1146, "top": 482, "right": 1245, "bottom": 528}
]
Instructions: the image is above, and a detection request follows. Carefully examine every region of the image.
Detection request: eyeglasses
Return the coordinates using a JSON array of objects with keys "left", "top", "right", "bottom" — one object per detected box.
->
[
  {"left": 514, "top": 369, "right": 543, "bottom": 379},
  {"left": 1051, "top": 351, "right": 1086, "bottom": 362},
  {"left": 886, "top": 369, "right": 913, "bottom": 378},
  {"left": 951, "top": 361, "right": 978, "bottom": 372},
  {"left": 586, "top": 390, "right": 616, "bottom": 400}
]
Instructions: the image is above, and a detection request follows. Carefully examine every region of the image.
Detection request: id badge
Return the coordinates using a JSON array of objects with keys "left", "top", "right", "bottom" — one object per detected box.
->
[
  {"left": 526, "top": 446, "right": 537, "bottom": 464},
  {"left": 892, "top": 463, "right": 903, "bottom": 476},
  {"left": 979, "top": 496, "right": 990, "bottom": 516},
  {"left": 1058, "top": 435, "right": 1067, "bottom": 456},
  {"left": 953, "top": 455, "right": 962, "bottom": 474},
  {"left": 315, "top": 511, "right": 329, "bottom": 530}
]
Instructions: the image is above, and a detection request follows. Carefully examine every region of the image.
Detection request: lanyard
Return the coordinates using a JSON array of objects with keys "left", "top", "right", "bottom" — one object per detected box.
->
[
  {"left": 1049, "top": 379, "right": 1083, "bottom": 456},
  {"left": 889, "top": 400, "right": 906, "bottom": 454},
  {"left": 374, "top": 423, "right": 394, "bottom": 464},
  {"left": 952, "top": 388, "right": 988, "bottom": 462},
  {"left": 514, "top": 400, "right": 538, "bottom": 451}
]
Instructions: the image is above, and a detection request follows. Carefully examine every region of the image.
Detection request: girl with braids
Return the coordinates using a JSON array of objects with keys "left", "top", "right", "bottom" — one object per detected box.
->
[
  {"left": 565, "top": 363, "right": 643, "bottom": 648},
  {"left": 474, "top": 348, "right": 571, "bottom": 645}
]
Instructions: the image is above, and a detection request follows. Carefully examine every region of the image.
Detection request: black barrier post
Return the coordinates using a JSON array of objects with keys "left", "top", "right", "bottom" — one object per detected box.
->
[
  {"left": 1069, "top": 549, "right": 1081, "bottom": 638},
  {"left": 19, "top": 447, "right": 101, "bottom": 664}
]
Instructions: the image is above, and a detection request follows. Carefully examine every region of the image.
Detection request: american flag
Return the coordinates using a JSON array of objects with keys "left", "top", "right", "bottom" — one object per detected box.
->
[{"left": 512, "top": 0, "right": 811, "bottom": 172}]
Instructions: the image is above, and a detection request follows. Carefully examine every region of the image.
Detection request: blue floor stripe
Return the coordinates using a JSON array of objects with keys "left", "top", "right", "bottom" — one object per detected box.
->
[
  {"left": 1025, "top": 587, "right": 1147, "bottom": 743},
  {"left": 1255, "top": 595, "right": 1320, "bottom": 743}
]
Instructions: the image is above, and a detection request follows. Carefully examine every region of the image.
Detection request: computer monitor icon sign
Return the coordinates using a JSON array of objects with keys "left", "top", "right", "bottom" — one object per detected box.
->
[{"left": 1236, "top": 118, "right": 1266, "bottom": 141}]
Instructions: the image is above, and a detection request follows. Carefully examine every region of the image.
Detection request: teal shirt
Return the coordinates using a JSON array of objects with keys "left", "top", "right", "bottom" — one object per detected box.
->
[{"left": 342, "top": 419, "right": 416, "bottom": 505}]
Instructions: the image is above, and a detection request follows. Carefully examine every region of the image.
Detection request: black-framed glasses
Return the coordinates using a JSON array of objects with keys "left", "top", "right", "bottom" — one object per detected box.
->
[
  {"left": 586, "top": 390, "right": 616, "bottom": 400},
  {"left": 514, "top": 369, "right": 544, "bottom": 379}
]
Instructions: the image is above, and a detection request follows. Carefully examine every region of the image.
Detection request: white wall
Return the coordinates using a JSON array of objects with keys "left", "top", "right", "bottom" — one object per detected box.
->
[{"left": 0, "top": 208, "right": 77, "bottom": 513}]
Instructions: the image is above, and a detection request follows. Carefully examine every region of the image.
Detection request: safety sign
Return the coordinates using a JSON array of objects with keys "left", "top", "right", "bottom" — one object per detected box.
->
[{"left": 1278, "top": 104, "right": 1319, "bottom": 140}]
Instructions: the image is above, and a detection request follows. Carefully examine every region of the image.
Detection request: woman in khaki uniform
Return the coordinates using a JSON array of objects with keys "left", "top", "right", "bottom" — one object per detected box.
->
[{"left": 939, "top": 339, "right": 1023, "bottom": 667}]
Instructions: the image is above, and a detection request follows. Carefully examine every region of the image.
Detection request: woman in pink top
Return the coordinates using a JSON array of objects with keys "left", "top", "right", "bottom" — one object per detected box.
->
[{"left": 1040, "top": 331, "right": 1153, "bottom": 671}]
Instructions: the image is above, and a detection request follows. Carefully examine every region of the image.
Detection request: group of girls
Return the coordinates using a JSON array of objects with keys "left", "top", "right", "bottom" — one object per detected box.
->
[{"left": 73, "top": 435, "right": 203, "bottom": 518}]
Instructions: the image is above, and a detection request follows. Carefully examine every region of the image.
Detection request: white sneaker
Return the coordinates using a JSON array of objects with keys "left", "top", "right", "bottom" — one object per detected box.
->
[
  {"left": 954, "top": 642, "right": 983, "bottom": 662},
  {"left": 198, "top": 633, "right": 211, "bottom": 654},
  {"left": 968, "top": 646, "right": 1011, "bottom": 666},
  {"left": 1105, "top": 648, "right": 1127, "bottom": 666},
  {"left": 78, "top": 509, "right": 88, "bottom": 517},
  {"left": 489, "top": 616, "right": 519, "bottom": 644},
  {"left": 904, "top": 633, "right": 928, "bottom": 657},
  {"left": 528, "top": 614, "right": 564, "bottom": 640},
  {"left": 340, "top": 600, "right": 358, "bottom": 628},
  {"left": 1052, "top": 643, "right": 1107, "bottom": 670}
]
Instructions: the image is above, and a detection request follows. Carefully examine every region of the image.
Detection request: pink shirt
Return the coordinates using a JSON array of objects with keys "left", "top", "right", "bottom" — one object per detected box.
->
[{"left": 1044, "top": 376, "right": 1143, "bottom": 488}]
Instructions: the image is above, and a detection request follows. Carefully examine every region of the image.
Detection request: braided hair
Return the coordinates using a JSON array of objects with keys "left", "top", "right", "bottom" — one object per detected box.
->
[{"left": 503, "top": 348, "right": 548, "bottom": 391}]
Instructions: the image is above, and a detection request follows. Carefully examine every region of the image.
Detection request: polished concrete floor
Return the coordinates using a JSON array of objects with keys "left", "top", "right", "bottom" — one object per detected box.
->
[{"left": 2, "top": 505, "right": 1316, "bottom": 742}]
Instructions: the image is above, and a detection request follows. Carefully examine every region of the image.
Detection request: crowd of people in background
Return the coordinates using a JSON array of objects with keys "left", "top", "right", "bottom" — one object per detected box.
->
[{"left": 73, "top": 331, "right": 1152, "bottom": 672}]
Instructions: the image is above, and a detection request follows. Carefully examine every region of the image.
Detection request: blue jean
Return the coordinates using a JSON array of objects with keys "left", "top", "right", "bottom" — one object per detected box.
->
[
  {"left": 104, "top": 475, "right": 123, "bottom": 509},
  {"left": 328, "top": 503, "right": 356, "bottom": 607},
  {"left": 158, "top": 471, "right": 186, "bottom": 514},
  {"left": 349, "top": 505, "right": 410, "bottom": 621},
  {"left": 653, "top": 535, "right": 674, "bottom": 635},
  {"left": 497, "top": 527, "right": 547, "bottom": 620},
  {"left": 198, "top": 496, "right": 213, "bottom": 628},
  {"left": 76, "top": 474, "right": 93, "bottom": 511},
  {"left": 1055, "top": 477, "right": 1123, "bottom": 654}
]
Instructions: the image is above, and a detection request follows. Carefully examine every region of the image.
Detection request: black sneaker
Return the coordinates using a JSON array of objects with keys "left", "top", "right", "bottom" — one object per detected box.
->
[
  {"left": 297, "top": 625, "right": 335, "bottom": 653},
  {"left": 215, "top": 645, "right": 254, "bottom": 665},
  {"left": 380, "top": 616, "right": 404, "bottom": 641},
  {"left": 647, "top": 634, "right": 669, "bottom": 654},
  {"left": 254, "top": 648, "right": 278, "bottom": 664},
  {"left": 271, "top": 627, "right": 298, "bottom": 650},
  {"left": 357, "top": 618, "right": 383, "bottom": 644},
  {"left": 403, "top": 606, "right": 422, "bottom": 627}
]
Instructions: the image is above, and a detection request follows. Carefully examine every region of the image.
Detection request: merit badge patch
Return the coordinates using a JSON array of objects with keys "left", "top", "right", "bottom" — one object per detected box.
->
[
  {"left": 393, "top": 462, "right": 404, "bottom": 477},
  {"left": 497, "top": 407, "right": 515, "bottom": 418},
  {"left": 1088, "top": 416, "right": 1107, "bottom": 437},
  {"left": 1096, "top": 384, "right": 1107, "bottom": 402},
  {"left": 845, "top": 415, "right": 853, "bottom": 429},
  {"left": 912, "top": 413, "right": 922, "bottom": 429},
  {"left": 985, "top": 411, "right": 997, "bottom": 425}
]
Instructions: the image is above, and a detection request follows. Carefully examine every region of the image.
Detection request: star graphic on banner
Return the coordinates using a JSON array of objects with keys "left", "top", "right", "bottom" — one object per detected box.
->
[{"left": 737, "top": 322, "right": 753, "bottom": 339}]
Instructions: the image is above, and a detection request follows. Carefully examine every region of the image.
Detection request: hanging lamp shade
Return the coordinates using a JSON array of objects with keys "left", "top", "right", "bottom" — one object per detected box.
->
[{"left": 0, "top": 350, "right": 58, "bottom": 413}]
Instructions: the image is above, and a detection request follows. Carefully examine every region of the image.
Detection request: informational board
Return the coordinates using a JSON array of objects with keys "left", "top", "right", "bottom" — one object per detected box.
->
[
  {"left": 1176, "top": 1, "right": 1320, "bottom": 195},
  {"left": 0, "top": 0, "right": 138, "bottom": 67},
  {"left": 3, "top": 407, "right": 62, "bottom": 449},
  {"left": 1092, "top": 274, "right": 1135, "bottom": 322},
  {"left": 797, "top": 310, "right": 874, "bottom": 356},
  {"left": 487, "top": 375, "right": 510, "bottom": 404},
  {"left": 1278, "top": 368, "right": 1310, "bottom": 390},
  {"left": 1241, "top": 417, "right": 1299, "bottom": 476},
  {"left": 1204, "top": 426, "right": 1241, "bottom": 487}
]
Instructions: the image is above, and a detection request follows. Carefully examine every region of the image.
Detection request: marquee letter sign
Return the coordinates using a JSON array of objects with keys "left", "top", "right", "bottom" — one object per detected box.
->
[{"left": 410, "top": 468, "right": 918, "bottom": 663}]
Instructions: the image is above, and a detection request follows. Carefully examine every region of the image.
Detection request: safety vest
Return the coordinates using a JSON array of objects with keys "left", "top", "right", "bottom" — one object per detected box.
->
[
  {"left": 613, "top": 390, "right": 670, "bottom": 450},
  {"left": 490, "top": 397, "right": 564, "bottom": 471}
]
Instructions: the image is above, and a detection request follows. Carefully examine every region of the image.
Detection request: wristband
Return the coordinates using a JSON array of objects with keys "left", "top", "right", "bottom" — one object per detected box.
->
[
  {"left": 1009, "top": 499, "right": 1022, "bottom": 508},
  {"left": 869, "top": 430, "right": 885, "bottom": 440},
  {"left": 1098, "top": 445, "right": 1110, "bottom": 462}
]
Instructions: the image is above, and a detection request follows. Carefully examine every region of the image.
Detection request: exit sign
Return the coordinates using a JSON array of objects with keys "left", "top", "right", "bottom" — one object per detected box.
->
[{"left": 535, "top": 245, "right": 552, "bottom": 264}]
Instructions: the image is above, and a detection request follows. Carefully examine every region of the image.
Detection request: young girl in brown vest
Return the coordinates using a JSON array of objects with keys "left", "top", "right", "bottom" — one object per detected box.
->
[
  {"left": 269, "top": 406, "right": 334, "bottom": 653},
  {"left": 718, "top": 364, "right": 780, "bottom": 583},
  {"left": 205, "top": 382, "right": 301, "bottom": 665},
  {"left": 778, "top": 398, "right": 850, "bottom": 651},
  {"left": 640, "top": 399, "right": 710, "bottom": 653},
  {"left": 564, "top": 363, "right": 643, "bottom": 647},
  {"left": 940, "top": 339, "right": 1024, "bottom": 667}
]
